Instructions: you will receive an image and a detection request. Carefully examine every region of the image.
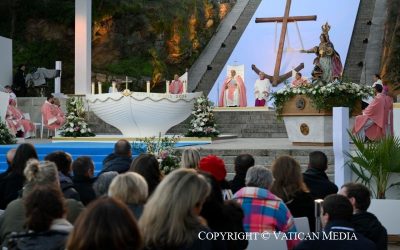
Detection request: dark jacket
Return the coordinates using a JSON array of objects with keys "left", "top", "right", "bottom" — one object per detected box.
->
[
  {"left": 285, "top": 191, "right": 316, "bottom": 232},
  {"left": 303, "top": 168, "right": 338, "bottom": 200},
  {"left": 294, "top": 220, "right": 377, "bottom": 250},
  {"left": 352, "top": 211, "right": 387, "bottom": 250},
  {"left": 0, "top": 172, "right": 24, "bottom": 210},
  {"left": 72, "top": 175, "right": 97, "bottom": 206},
  {"left": 59, "top": 173, "right": 80, "bottom": 201},
  {"left": 7, "top": 230, "right": 69, "bottom": 250},
  {"left": 100, "top": 153, "right": 132, "bottom": 174},
  {"left": 229, "top": 174, "right": 246, "bottom": 194},
  {"left": 12, "top": 69, "right": 27, "bottom": 97}
]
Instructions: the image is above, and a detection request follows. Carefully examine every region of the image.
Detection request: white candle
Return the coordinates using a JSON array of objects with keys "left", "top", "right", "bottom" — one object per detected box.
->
[
  {"left": 91, "top": 82, "right": 95, "bottom": 95},
  {"left": 112, "top": 81, "right": 116, "bottom": 92},
  {"left": 125, "top": 76, "right": 128, "bottom": 90},
  {"left": 166, "top": 80, "right": 170, "bottom": 94},
  {"left": 98, "top": 82, "right": 102, "bottom": 94},
  {"left": 147, "top": 81, "right": 150, "bottom": 93},
  {"left": 183, "top": 80, "right": 187, "bottom": 93}
]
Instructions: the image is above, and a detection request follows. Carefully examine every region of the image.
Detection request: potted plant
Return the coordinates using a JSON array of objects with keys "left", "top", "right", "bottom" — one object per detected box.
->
[{"left": 346, "top": 133, "right": 400, "bottom": 199}]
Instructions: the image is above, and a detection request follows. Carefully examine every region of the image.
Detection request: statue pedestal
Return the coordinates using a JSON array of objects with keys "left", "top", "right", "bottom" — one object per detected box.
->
[{"left": 281, "top": 95, "right": 357, "bottom": 146}]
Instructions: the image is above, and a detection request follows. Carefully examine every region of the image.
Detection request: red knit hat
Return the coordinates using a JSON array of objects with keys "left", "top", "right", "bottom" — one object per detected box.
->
[{"left": 199, "top": 155, "right": 227, "bottom": 181}]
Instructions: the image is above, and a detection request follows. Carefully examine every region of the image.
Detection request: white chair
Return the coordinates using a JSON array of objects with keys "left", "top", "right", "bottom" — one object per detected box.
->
[
  {"left": 246, "top": 234, "right": 287, "bottom": 250},
  {"left": 293, "top": 217, "right": 310, "bottom": 233},
  {"left": 40, "top": 115, "right": 56, "bottom": 139},
  {"left": 23, "top": 113, "right": 41, "bottom": 138}
]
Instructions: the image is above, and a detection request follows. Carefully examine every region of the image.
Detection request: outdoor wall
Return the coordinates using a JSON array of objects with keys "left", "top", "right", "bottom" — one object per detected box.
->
[{"left": 0, "top": 36, "right": 12, "bottom": 89}]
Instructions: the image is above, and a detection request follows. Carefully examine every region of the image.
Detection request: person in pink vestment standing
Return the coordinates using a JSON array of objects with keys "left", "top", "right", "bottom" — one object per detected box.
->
[
  {"left": 41, "top": 95, "right": 65, "bottom": 130},
  {"left": 169, "top": 74, "right": 183, "bottom": 94},
  {"left": 353, "top": 84, "right": 387, "bottom": 141},
  {"left": 5, "top": 99, "right": 35, "bottom": 138},
  {"left": 219, "top": 69, "right": 247, "bottom": 107}
]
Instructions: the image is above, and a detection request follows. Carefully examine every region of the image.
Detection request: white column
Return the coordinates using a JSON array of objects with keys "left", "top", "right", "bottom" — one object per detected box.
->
[
  {"left": 333, "top": 107, "right": 351, "bottom": 188},
  {"left": 53, "top": 61, "right": 62, "bottom": 96},
  {"left": 394, "top": 103, "right": 400, "bottom": 138},
  {"left": 75, "top": 0, "right": 92, "bottom": 95}
]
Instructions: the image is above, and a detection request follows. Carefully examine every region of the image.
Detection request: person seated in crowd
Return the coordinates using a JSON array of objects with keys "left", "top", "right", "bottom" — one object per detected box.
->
[
  {"left": 93, "top": 171, "right": 118, "bottom": 197},
  {"left": 4, "top": 149, "right": 16, "bottom": 172},
  {"left": 294, "top": 194, "right": 376, "bottom": 250},
  {"left": 45, "top": 151, "right": 80, "bottom": 201},
  {"left": 5, "top": 99, "right": 35, "bottom": 138},
  {"left": 199, "top": 172, "right": 248, "bottom": 250},
  {"left": 0, "top": 160, "right": 83, "bottom": 246},
  {"left": 0, "top": 143, "right": 38, "bottom": 210},
  {"left": 353, "top": 84, "right": 388, "bottom": 141},
  {"left": 67, "top": 197, "right": 143, "bottom": 250},
  {"left": 291, "top": 72, "right": 309, "bottom": 88},
  {"left": 180, "top": 147, "right": 201, "bottom": 169},
  {"left": 129, "top": 154, "right": 162, "bottom": 197},
  {"left": 271, "top": 156, "right": 315, "bottom": 232},
  {"left": 72, "top": 156, "right": 97, "bottom": 205},
  {"left": 41, "top": 95, "right": 65, "bottom": 131},
  {"left": 7, "top": 186, "right": 73, "bottom": 249},
  {"left": 108, "top": 172, "right": 148, "bottom": 219},
  {"left": 3, "top": 85, "right": 17, "bottom": 100},
  {"left": 339, "top": 183, "right": 387, "bottom": 250},
  {"left": 100, "top": 139, "right": 133, "bottom": 174},
  {"left": 169, "top": 74, "right": 184, "bottom": 94},
  {"left": 303, "top": 151, "right": 338, "bottom": 200},
  {"left": 229, "top": 154, "right": 255, "bottom": 194},
  {"left": 199, "top": 155, "right": 233, "bottom": 200},
  {"left": 233, "top": 166, "right": 298, "bottom": 250},
  {"left": 139, "top": 169, "right": 217, "bottom": 250}
]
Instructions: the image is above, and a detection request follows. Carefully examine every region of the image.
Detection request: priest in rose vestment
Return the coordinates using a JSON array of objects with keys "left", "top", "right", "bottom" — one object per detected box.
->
[
  {"left": 353, "top": 84, "right": 387, "bottom": 141},
  {"left": 41, "top": 95, "right": 65, "bottom": 130},
  {"left": 219, "top": 69, "right": 247, "bottom": 107},
  {"left": 5, "top": 99, "right": 35, "bottom": 138},
  {"left": 291, "top": 72, "right": 309, "bottom": 88},
  {"left": 383, "top": 85, "right": 393, "bottom": 136},
  {"left": 169, "top": 74, "right": 184, "bottom": 94},
  {"left": 254, "top": 72, "right": 271, "bottom": 107}
]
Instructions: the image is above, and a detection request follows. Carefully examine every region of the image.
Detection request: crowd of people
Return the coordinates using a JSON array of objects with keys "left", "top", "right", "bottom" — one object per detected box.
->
[{"left": 0, "top": 141, "right": 388, "bottom": 250}]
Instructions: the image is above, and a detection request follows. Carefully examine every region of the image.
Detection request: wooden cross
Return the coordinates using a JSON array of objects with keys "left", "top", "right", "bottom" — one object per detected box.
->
[{"left": 252, "top": 0, "right": 317, "bottom": 86}]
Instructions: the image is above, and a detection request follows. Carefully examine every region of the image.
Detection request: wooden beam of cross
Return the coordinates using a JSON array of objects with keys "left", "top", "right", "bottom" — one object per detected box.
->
[{"left": 252, "top": 0, "right": 317, "bottom": 86}]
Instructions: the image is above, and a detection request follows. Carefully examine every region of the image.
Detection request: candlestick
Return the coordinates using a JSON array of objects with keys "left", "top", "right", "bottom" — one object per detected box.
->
[
  {"left": 98, "top": 82, "right": 102, "bottom": 94},
  {"left": 112, "top": 81, "right": 116, "bottom": 92},
  {"left": 166, "top": 80, "right": 170, "bottom": 94},
  {"left": 125, "top": 76, "right": 128, "bottom": 90},
  {"left": 91, "top": 82, "right": 95, "bottom": 95},
  {"left": 183, "top": 80, "right": 187, "bottom": 93},
  {"left": 146, "top": 81, "right": 150, "bottom": 93}
]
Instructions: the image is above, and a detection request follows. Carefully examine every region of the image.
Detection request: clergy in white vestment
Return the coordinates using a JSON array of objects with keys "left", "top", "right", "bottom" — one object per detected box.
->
[{"left": 254, "top": 72, "right": 271, "bottom": 107}]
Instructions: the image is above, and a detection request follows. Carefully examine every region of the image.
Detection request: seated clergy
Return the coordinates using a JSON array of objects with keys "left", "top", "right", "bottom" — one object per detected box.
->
[
  {"left": 353, "top": 84, "right": 387, "bottom": 141},
  {"left": 169, "top": 74, "right": 183, "bottom": 94},
  {"left": 219, "top": 69, "right": 247, "bottom": 107},
  {"left": 5, "top": 99, "right": 35, "bottom": 138},
  {"left": 291, "top": 72, "right": 309, "bottom": 88},
  {"left": 41, "top": 95, "right": 65, "bottom": 130}
]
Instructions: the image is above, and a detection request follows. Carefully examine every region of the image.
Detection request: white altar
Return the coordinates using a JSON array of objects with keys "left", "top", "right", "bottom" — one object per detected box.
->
[{"left": 86, "top": 91, "right": 202, "bottom": 137}]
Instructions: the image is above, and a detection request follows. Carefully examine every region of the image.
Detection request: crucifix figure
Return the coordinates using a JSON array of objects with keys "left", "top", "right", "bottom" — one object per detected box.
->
[{"left": 252, "top": 0, "right": 317, "bottom": 86}]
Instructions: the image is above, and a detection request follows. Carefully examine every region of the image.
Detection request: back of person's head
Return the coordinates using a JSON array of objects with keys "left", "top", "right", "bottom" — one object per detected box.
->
[
  {"left": 198, "top": 155, "right": 227, "bottom": 182},
  {"left": 23, "top": 160, "right": 59, "bottom": 198},
  {"left": 180, "top": 148, "right": 200, "bottom": 169},
  {"left": 45, "top": 151, "right": 73, "bottom": 176},
  {"left": 245, "top": 166, "right": 273, "bottom": 189},
  {"left": 309, "top": 151, "right": 328, "bottom": 171},
  {"left": 139, "top": 169, "right": 210, "bottom": 248},
  {"left": 24, "top": 185, "right": 65, "bottom": 232},
  {"left": 234, "top": 154, "right": 255, "bottom": 175},
  {"left": 11, "top": 143, "right": 38, "bottom": 176},
  {"left": 114, "top": 139, "right": 132, "bottom": 157},
  {"left": 341, "top": 182, "right": 371, "bottom": 211},
  {"left": 322, "top": 194, "right": 353, "bottom": 223},
  {"left": 72, "top": 156, "right": 94, "bottom": 177},
  {"left": 374, "top": 84, "right": 383, "bottom": 93},
  {"left": 108, "top": 172, "right": 148, "bottom": 204},
  {"left": 94, "top": 171, "right": 118, "bottom": 197},
  {"left": 67, "top": 197, "right": 142, "bottom": 250},
  {"left": 271, "top": 155, "right": 308, "bottom": 201},
  {"left": 129, "top": 153, "right": 161, "bottom": 195}
]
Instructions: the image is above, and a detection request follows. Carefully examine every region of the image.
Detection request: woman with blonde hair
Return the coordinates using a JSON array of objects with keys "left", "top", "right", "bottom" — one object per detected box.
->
[
  {"left": 180, "top": 148, "right": 201, "bottom": 169},
  {"left": 270, "top": 155, "right": 315, "bottom": 231},
  {"left": 108, "top": 172, "right": 148, "bottom": 219},
  {"left": 139, "top": 168, "right": 215, "bottom": 250}
]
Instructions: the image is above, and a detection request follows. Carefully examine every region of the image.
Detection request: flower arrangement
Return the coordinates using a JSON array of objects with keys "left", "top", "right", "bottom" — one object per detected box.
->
[
  {"left": 271, "top": 82, "right": 374, "bottom": 117},
  {"left": 0, "top": 118, "right": 17, "bottom": 145},
  {"left": 133, "top": 134, "right": 180, "bottom": 175},
  {"left": 60, "top": 96, "right": 95, "bottom": 137},
  {"left": 186, "top": 95, "right": 219, "bottom": 137}
]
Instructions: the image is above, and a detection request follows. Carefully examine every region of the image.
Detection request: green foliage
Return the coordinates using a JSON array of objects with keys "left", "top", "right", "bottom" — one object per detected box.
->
[
  {"left": 60, "top": 97, "right": 95, "bottom": 137},
  {"left": 346, "top": 133, "right": 400, "bottom": 199},
  {"left": 0, "top": 118, "right": 17, "bottom": 145},
  {"left": 186, "top": 95, "right": 219, "bottom": 137},
  {"left": 105, "top": 57, "right": 153, "bottom": 78}
]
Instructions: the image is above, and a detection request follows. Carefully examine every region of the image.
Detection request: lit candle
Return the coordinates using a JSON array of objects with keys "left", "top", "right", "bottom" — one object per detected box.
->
[
  {"left": 166, "top": 80, "right": 170, "bottom": 94},
  {"left": 98, "top": 82, "right": 102, "bottom": 94},
  {"left": 146, "top": 81, "right": 150, "bottom": 93},
  {"left": 112, "top": 81, "right": 116, "bottom": 92},
  {"left": 91, "top": 82, "right": 95, "bottom": 95}
]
